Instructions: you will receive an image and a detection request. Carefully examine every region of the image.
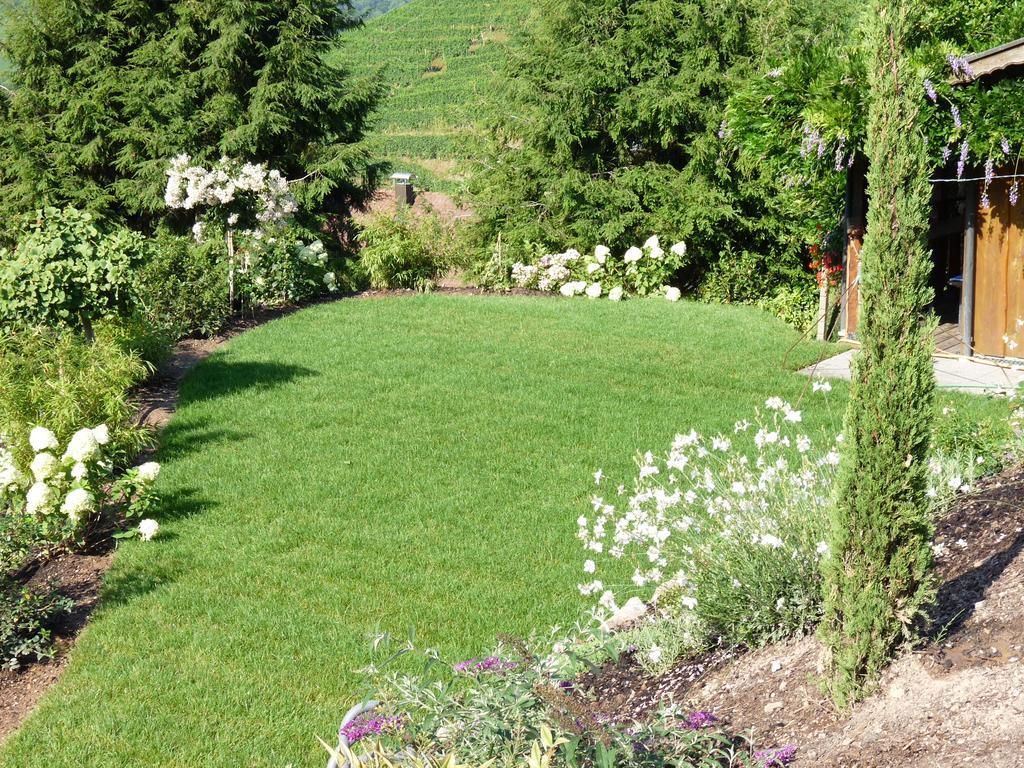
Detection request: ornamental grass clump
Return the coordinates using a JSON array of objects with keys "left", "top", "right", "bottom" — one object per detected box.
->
[{"left": 578, "top": 391, "right": 839, "bottom": 651}]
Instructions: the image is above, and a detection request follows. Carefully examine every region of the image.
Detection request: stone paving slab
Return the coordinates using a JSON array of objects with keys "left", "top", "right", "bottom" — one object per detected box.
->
[{"left": 801, "top": 349, "right": 1024, "bottom": 394}]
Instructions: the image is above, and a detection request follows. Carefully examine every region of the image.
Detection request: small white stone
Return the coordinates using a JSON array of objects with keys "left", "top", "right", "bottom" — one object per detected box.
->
[
  {"left": 601, "top": 596, "right": 647, "bottom": 632},
  {"left": 771, "top": 660, "right": 783, "bottom": 673}
]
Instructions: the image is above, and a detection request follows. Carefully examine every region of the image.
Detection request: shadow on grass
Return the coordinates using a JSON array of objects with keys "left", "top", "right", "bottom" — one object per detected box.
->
[
  {"left": 178, "top": 359, "right": 318, "bottom": 406},
  {"left": 98, "top": 487, "right": 217, "bottom": 610}
]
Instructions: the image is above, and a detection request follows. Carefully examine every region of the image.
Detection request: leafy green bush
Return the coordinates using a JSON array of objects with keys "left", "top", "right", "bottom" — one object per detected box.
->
[
  {"left": 95, "top": 313, "right": 174, "bottom": 369},
  {"left": 0, "top": 327, "right": 149, "bottom": 470},
  {"left": 237, "top": 234, "right": 339, "bottom": 306},
  {"left": 0, "top": 580, "right": 72, "bottom": 670},
  {"left": 358, "top": 212, "right": 453, "bottom": 290},
  {"left": 757, "top": 284, "right": 819, "bottom": 332},
  {"left": 0, "top": 208, "right": 148, "bottom": 338},
  {"left": 140, "top": 235, "right": 230, "bottom": 339}
]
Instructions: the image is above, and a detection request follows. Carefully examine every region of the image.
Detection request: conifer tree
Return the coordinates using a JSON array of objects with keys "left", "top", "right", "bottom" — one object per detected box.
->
[
  {"left": 819, "top": 0, "right": 936, "bottom": 708},
  {"left": 0, "top": 0, "right": 380, "bottom": 234}
]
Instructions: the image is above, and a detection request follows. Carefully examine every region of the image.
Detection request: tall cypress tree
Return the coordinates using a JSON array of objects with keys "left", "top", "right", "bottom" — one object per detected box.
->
[
  {"left": 819, "top": 0, "right": 936, "bottom": 708},
  {"left": 0, "top": 0, "right": 381, "bottom": 234}
]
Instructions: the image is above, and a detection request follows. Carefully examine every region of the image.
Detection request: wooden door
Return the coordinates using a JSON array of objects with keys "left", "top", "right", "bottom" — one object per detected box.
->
[{"left": 973, "top": 177, "right": 1024, "bottom": 357}]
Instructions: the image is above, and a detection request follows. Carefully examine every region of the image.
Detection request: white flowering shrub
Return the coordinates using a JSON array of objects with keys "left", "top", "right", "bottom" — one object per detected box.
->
[
  {"left": 237, "top": 235, "right": 338, "bottom": 306},
  {"left": 579, "top": 392, "right": 838, "bottom": 649},
  {"left": 0, "top": 425, "right": 162, "bottom": 569},
  {"left": 510, "top": 236, "right": 686, "bottom": 300},
  {"left": 164, "top": 154, "right": 297, "bottom": 232}
]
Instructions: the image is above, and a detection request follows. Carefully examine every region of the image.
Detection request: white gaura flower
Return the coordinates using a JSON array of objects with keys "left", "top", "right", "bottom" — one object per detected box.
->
[
  {"left": 586, "top": 282, "right": 602, "bottom": 299},
  {"left": 824, "top": 450, "right": 841, "bottom": 466},
  {"left": 680, "top": 595, "right": 697, "bottom": 610},
  {"left": 30, "top": 452, "right": 58, "bottom": 481},
  {"left": 816, "top": 541, "right": 830, "bottom": 556},
  {"left": 796, "top": 435, "right": 811, "bottom": 453},
  {"left": 594, "top": 469, "right": 603, "bottom": 484},
  {"left": 648, "top": 644, "right": 663, "bottom": 664},
  {"left": 671, "top": 241, "right": 687, "bottom": 257},
  {"left": 598, "top": 590, "right": 618, "bottom": 613},
  {"left": 136, "top": 462, "right": 161, "bottom": 484},
  {"left": 608, "top": 286, "right": 624, "bottom": 302},
  {"left": 91, "top": 424, "right": 110, "bottom": 445},
  {"left": 624, "top": 246, "right": 643, "bottom": 263},
  {"left": 594, "top": 245, "right": 610, "bottom": 264},
  {"left": 665, "top": 286, "right": 681, "bottom": 302},
  {"left": 758, "top": 534, "right": 784, "bottom": 549},
  {"left": 583, "top": 559, "right": 596, "bottom": 574},
  {"left": 61, "top": 488, "right": 94, "bottom": 518},
  {"left": 26, "top": 482, "right": 53, "bottom": 514},
  {"left": 783, "top": 407, "right": 802, "bottom": 423},
  {"left": 64, "top": 428, "right": 100, "bottom": 463},
  {"left": 138, "top": 519, "right": 160, "bottom": 541},
  {"left": 812, "top": 380, "right": 832, "bottom": 393},
  {"left": 30, "top": 427, "right": 58, "bottom": 453},
  {"left": 765, "top": 396, "right": 786, "bottom": 410},
  {"left": 586, "top": 262, "right": 602, "bottom": 275}
]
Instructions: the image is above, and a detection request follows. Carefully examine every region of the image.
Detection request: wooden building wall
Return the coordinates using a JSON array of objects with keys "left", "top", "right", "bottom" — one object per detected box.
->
[{"left": 974, "top": 177, "right": 1024, "bottom": 357}]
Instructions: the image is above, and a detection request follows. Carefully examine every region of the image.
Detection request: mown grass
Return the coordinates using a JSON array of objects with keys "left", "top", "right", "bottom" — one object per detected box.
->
[{"left": 0, "top": 295, "right": 1005, "bottom": 767}]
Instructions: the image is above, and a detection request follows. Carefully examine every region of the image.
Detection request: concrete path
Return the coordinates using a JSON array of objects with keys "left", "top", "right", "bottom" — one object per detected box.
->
[{"left": 801, "top": 349, "right": 1024, "bottom": 394}]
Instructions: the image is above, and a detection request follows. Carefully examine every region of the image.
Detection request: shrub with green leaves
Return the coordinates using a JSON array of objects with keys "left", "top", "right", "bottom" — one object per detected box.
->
[
  {"left": 237, "top": 235, "right": 339, "bottom": 307},
  {"left": 0, "top": 207, "right": 148, "bottom": 338},
  {"left": 0, "top": 580, "right": 72, "bottom": 670},
  {"left": 358, "top": 212, "right": 453, "bottom": 290},
  {"left": 0, "top": 327, "right": 149, "bottom": 470},
  {"left": 139, "top": 234, "right": 230, "bottom": 339}
]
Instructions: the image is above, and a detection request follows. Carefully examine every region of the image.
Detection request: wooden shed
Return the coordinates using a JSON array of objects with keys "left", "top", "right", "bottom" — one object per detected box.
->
[{"left": 840, "top": 38, "right": 1024, "bottom": 358}]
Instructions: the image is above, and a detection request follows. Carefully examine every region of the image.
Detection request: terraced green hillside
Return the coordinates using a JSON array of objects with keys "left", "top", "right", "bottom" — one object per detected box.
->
[{"left": 336, "top": 0, "right": 527, "bottom": 192}]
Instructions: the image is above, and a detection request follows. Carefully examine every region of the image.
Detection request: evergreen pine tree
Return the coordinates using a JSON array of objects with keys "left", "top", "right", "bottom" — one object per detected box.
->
[
  {"left": 0, "top": 0, "right": 381, "bottom": 234},
  {"left": 819, "top": 0, "right": 936, "bottom": 708}
]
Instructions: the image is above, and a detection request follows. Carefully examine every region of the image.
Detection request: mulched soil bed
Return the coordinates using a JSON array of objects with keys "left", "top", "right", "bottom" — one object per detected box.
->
[{"left": 573, "top": 463, "right": 1024, "bottom": 766}]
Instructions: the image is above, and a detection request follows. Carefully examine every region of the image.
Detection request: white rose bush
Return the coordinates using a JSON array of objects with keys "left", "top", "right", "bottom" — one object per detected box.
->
[
  {"left": 0, "top": 424, "right": 163, "bottom": 568},
  {"left": 510, "top": 236, "right": 687, "bottom": 301},
  {"left": 165, "top": 154, "right": 336, "bottom": 308}
]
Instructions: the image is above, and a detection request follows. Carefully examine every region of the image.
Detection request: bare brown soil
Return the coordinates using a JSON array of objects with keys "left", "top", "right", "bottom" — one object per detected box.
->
[
  {"left": 357, "top": 187, "right": 474, "bottom": 224},
  {"left": 578, "top": 464, "right": 1024, "bottom": 766}
]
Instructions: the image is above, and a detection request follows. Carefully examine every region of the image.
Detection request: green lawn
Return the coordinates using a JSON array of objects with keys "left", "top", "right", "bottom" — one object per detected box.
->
[{"left": 0, "top": 295, "right": 1003, "bottom": 767}]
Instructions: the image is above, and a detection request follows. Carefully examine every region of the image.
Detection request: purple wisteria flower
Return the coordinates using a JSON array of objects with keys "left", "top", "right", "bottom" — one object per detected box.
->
[
  {"left": 924, "top": 78, "right": 937, "bottom": 103},
  {"left": 754, "top": 745, "right": 798, "bottom": 766},
  {"left": 985, "top": 157, "right": 995, "bottom": 187},
  {"left": 453, "top": 656, "right": 517, "bottom": 674},
  {"left": 718, "top": 119, "right": 729, "bottom": 140},
  {"left": 941, "top": 145, "right": 952, "bottom": 163},
  {"left": 340, "top": 714, "right": 403, "bottom": 744},
  {"left": 951, "top": 104, "right": 962, "bottom": 129},
  {"left": 957, "top": 140, "right": 970, "bottom": 179},
  {"left": 981, "top": 192, "right": 991, "bottom": 209},
  {"left": 682, "top": 710, "right": 718, "bottom": 729},
  {"left": 947, "top": 54, "right": 975, "bottom": 79},
  {"left": 1011, "top": 181, "right": 1020, "bottom": 207},
  {"left": 1002, "top": 136, "right": 1012, "bottom": 155}
]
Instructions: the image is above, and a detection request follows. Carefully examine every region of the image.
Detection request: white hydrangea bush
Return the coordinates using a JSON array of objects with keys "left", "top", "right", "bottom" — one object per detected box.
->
[
  {"left": 578, "top": 391, "right": 838, "bottom": 649},
  {"left": 1, "top": 425, "right": 162, "bottom": 550},
  {"left": 510, "top": 236, "right": 687, "bottom": 300}
]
